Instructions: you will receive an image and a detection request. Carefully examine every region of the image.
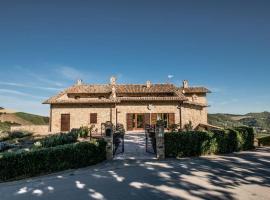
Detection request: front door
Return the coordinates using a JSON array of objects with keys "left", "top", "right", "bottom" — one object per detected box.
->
[{"left": 127, "top": 113, "right": 146, "bottom": 131}]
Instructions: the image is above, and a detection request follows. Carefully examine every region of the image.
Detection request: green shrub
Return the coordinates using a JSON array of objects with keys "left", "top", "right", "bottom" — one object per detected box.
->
[
  {"left": 213, "top": 129, "right": 239, "bottom": 153},
  {"left": 257, "top": 135, "right": 270, "bottom": 146},
  {"left": 165, "top": 131, "right": 216, "bottom": 158},
  {"left": 40, "top": 132, "right": 78, "bottom": 148},
  {"left": 165, "top": 127, "right": 254, "bottom": 158},
  {"left": 0, "top": 140, "right": 106, "bottom": 181},
  {"left": 235, "top": 126, "right": 255, "bottom": 150},
  {"left": 0, "top": 131, "right": 32, "bottom": 142}
]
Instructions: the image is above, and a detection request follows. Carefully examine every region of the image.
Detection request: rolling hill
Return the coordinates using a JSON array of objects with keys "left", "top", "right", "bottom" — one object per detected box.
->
[
  {"left": 208, "top": 112, "right": 270, "bottom": 132},
  {"left": 0, "top": 109, "right": 49, "bottom": 131}
]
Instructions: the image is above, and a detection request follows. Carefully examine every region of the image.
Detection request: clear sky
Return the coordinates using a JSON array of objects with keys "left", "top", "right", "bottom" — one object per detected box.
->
[{"left": 0, "top": 0, "right": 269, "bottom": 116}]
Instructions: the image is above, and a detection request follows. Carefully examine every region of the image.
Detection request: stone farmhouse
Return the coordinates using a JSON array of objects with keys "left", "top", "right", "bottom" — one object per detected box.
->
[{"left": 43, "top": 77, "right": 210, "bottom": 132}]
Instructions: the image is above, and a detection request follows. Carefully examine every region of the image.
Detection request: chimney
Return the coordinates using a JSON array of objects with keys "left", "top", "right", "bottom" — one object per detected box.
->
[
  {"left": 146, "top": 80, "right": 151, "bottom": 88},
  {"left": 76, "top": 79, "right": 83, "bottom": 85},
  {"left": 110, "top": 76, "right": 117, "bottom": 85},
  {"left": 183, "top": 80, "right": 189, "bottom": 88}
]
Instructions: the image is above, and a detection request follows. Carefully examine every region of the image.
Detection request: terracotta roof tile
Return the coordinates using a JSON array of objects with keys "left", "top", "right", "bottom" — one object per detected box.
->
[
  {"left": 118, "top": 96, "right": 185, "bottom": 101},
  {"left": 116, "top": 84, "right": 176, "bottom": 93},
  {"left": 43, "top": 82, "right": 209, "bottom": 104},
  {"left": 66, "top": 84, "right": 111, "bottom": 94},
  {"left": 180, "top": 87, "right": 211, "bottom": 94}
]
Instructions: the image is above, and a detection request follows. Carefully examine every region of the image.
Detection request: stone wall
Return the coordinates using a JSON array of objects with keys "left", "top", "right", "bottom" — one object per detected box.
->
[
  {"left": 181, "top": 105, "right": 207, "bottom": 128},
  {"left": 10, "top": 125, "right": 49, "bottom": 134},
  {"left": 51, "top": 104, "right": 112, "bottom": 133},
  {"left": 50, "top": 101, "right": 207, "bottom": 132}
]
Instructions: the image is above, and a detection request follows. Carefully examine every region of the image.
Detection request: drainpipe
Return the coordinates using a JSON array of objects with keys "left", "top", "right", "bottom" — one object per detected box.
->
[
  {"left": 49, "top": 104, "right": 52, "bottom": 132},
  {"left": 178, "top": 102, "right": 183, "bottom": 130}
]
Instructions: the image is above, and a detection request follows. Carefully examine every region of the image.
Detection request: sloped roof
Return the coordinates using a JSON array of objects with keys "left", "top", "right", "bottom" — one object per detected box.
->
[
  {"left": 180, "top": 87, "right": 211, "bottom": 94},
  {"left": 115, "top": 84, "right": 176, "bottom": 93},
  {"left": 66, "top": 84, "right": 111, "bottom": 94},
  {"left": 43, "top": 83, "right": 209, "bottom": 104}
]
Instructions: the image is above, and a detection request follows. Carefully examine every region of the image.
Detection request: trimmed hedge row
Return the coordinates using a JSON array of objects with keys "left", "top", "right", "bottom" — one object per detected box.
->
[
  {"left": 257, "top": 135, "right": 270, "bottom": 146},
  {"left": 165, "top": 127, "right": 254, "bottom": 158},
  {"left": 40, "top": 131, "right": 78, "bottom": 148},
  {"left": 0, "top": 140, "right": 106, "bottom": 181}
]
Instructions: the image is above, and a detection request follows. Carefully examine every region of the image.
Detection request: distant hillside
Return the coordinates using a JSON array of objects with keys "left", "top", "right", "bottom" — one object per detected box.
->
[
  {"left": 208, "top": 112, "right": 270, "bottom": 131},
  {"left": 14, "top": 112, "right": 49, "bottom": 125},
  {"left": 0, "top": 111, "right": 49, "bottom": 131}
]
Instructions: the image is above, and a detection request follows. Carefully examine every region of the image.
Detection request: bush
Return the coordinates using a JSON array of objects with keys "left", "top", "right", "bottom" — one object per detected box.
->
[
  {"left": 235, "top": 126, "right": 255, "bottom": 150},
  {"left": 40, "top": 132, "right": 78, "bottom": 148},
  {"left": 213, "top": 129, "right": 239, "bottom": 153},
  {"left": 257, "top": 135, "right": 270, "bottom": 146},
  {"left": 0, "top": 131, "right": 32, "bottom": 142},
  {"left": 165, "top": 127, "right": 254, "bottom": 158},
  {"left": 165, "top": 131, "right": 216, "bottom": 157},
  {"left": 0, "top": 140, "right": 106, "bottom": 181}
]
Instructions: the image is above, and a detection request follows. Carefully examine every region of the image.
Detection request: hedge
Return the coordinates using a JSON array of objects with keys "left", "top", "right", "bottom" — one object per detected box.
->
[
  {"left": 0, "top": 140, "right": 106, "bottom": 181},
  {"left": 40, "top": 131, "right": 78, "bottom": 148},
  {"left": 165, "top": 127, "right": 254, "bottom": 158},
  {"left": 257, "top": 135, "right": 270, "bottom": 146}
]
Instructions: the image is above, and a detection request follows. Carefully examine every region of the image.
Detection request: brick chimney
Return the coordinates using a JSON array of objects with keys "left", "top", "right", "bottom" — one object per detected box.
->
[
  {"left": 183, "top": 80, "right": 189, "bottom": 88},
  {"left": 77, "top": 79, "right": 83, "bottom": 85},
  {"left": 146, "top": 80, "right": 151, "bottom": 88},
  {"left": 110, "top": 76, "right": 117, "bottom": 85}
]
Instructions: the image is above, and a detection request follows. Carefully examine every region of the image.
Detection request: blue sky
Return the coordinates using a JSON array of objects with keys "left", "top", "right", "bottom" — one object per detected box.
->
[{"left": 0, "top": 0, "right": 269, "bottom": 116}]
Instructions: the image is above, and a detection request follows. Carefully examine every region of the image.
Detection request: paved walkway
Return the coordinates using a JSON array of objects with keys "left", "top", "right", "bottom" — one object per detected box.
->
[
  {"left": 114, "top": 132, "right": 156, "bottom": 160},
  {"left": 1, "top": 148, "right": 270, "bottom": 200}
]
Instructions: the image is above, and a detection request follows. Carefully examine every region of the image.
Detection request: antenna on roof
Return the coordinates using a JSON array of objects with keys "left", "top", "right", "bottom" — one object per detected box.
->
[{"left": 167, "top": 75, "right": 174, "bottom": 83}]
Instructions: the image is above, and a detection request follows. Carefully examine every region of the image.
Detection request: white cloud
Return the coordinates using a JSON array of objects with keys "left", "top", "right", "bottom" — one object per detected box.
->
[
  {"left": 0, "top": 89, "right": 45, "bottom": 99},
  {"left": 0, "top": 82, "right": 63, "bottom": 91},
  {"left": 57, "top": 66, "right": 84, "bottom": 80}
]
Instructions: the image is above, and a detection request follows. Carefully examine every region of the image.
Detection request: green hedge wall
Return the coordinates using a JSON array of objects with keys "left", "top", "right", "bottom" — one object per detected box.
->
[
  {"left": 165, "top": 127, "right": 254, "bottom": 158},
  {"left": 40, "top": 131, "right": 78, "bottom": 148},
  {"left": 257, "top": 135, "right": 270, "bottom": 146},
  {"left": 0, "top": 140, "right": 106, "bottom": 181}
]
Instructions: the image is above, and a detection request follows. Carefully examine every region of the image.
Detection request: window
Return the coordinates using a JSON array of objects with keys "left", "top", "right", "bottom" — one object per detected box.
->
[
  {"left": 90, "top": 113, "right": 97, "bottom": 124},
  {"left": 192, "top": 94, "right": 198, "bottom": 102},
  {"left": 61, "top": 114, "right": 70, "bottom": 132}
]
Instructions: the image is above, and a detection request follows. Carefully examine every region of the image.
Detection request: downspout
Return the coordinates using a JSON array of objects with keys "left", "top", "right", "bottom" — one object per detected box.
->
[
  {"left": 49, "top": 104, "right": 52, "bottom": 132},
  {"left": 115, "top": 103, "right": 118, "bottom": 125},
  {"left": 178, "top": 102, "right": 183, "bottom": 130}
]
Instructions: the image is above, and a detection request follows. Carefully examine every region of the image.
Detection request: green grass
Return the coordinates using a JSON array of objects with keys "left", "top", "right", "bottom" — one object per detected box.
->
[{"left": 14, "top": 112, "right": 49, "bottom": 125}]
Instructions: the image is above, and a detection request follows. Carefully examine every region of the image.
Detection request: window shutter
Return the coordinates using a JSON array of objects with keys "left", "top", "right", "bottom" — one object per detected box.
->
[
  {"left": 90, "top": 113, "right": 97, "bottom": 124},
  {"left": 61, "top": 114, "right": 70, "bottom": 132},
  {"left": 126, "top": 113, "right": 133, "bottom": 131},
  {"left": 168, "top": 113, "right": 175, "bottom": 125},
  {"left": 151, "top": 113, "right": 157, "bottom": 125}
]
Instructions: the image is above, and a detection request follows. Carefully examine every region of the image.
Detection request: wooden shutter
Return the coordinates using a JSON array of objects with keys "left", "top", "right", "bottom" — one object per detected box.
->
[
  {"left": 126, "top": 113, "right": 133, "bottom": 131},
  {"left": 144, "top": 113, "right": 150, "bottom": 126},
  {"left": 61, "top": 114, "right": 70, "bottom": 132},
  {"left": 151, "top": 113, "right": 157, "bottom": 125},
  {"left": 168, "top": 113, "right": 175, "bottom": 126},
  {"left": 90, "top": 113, "right": 97, "bottom": 124}
]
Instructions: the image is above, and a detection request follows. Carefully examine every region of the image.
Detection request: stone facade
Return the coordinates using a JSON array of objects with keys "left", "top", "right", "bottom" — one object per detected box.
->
[
  {"left": 49, "top": 101, "right": 207, "bottom": 133},
  {"left": 45, "top": 78, "right": 210, "bottom": 133}
]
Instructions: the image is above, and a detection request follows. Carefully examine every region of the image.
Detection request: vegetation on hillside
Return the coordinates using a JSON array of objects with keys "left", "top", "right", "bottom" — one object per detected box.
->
[
  {"left": 208, "top": 111, "right": 270, "bottom": 132},
  {"left": 14, "top": 112, "right": 49, "bottom": 125},
  {"left": 0, "top": 122, "right": 20, "bottom": 132}
]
